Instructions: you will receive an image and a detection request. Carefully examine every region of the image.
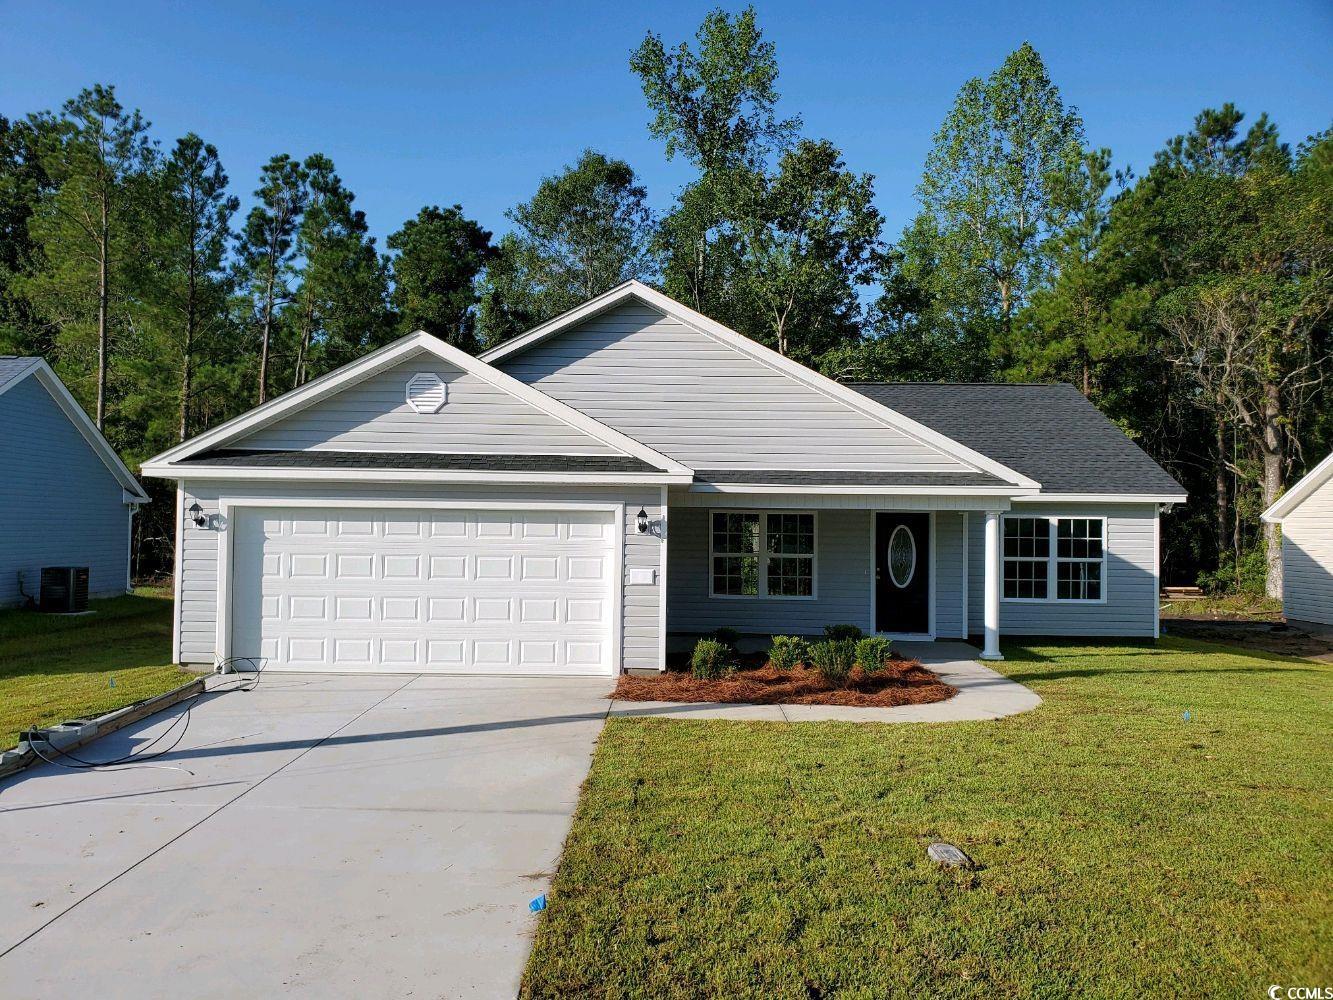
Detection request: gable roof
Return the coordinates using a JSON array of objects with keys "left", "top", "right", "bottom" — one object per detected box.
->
[
  {"left": 141, "top": 330, "right": 693, "bottom": 482},
  {"left": 1262, "top": 450, "right": 1333, "bottom": 522},
  {"left": 851, "top": 383, "right": 1187, "bottom": 500},
  {"left": 0, "top": 356, "right": 149, "bottom": 502},
  {"left": 482, "top": 281, "right": 1039, "bottom": 490}
]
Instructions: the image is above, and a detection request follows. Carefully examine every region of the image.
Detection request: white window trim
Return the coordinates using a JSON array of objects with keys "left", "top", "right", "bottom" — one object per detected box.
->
[
  {"left": 1001, "top": 514, "right": 1108, "bottom": 605},
  {"left": 708, "top": 509, "right": 818, "bottom": 601}
]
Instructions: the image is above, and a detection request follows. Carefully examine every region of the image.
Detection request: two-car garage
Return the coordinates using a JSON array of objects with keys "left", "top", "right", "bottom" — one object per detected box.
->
[{"left": 226, "top": 505, "right": 619, "bottom": 676}]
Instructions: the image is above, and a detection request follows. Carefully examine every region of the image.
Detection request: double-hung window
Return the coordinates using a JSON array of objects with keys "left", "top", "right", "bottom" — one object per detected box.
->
[
  {"left": 1003, "top": 515, "right": 1105, "bottom": 602},
  {"left": 710, "top": 511, "right": 815, "bottom": 599}
]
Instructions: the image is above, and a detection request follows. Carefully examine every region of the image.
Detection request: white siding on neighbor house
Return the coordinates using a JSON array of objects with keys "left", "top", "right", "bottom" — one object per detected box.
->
[
  {"left": 176, "top": 481, "right": 663, "bottom": 670},
  {"left": 968, "top": 502, "right": 1160, "bottom": 638},
  {"left": 498, "top": 302, "right": 976, "bottom": 473},
  {"left": 0, "top": 376, "right": 132, "bottom": 605},
  {"left": 1281, "top": 476, "right": 1333, "bottom": 626},
  {"left": 666, "top": 506, "right": 968, "bottom": 638},
  {"left": 237, "top": 353, "right": 618, "bottom": 455}
]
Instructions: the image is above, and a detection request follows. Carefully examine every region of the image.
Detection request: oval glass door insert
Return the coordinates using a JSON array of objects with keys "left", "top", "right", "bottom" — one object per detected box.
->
[{"left": 888, "top": 525, "right": 917, "bottom": 588}]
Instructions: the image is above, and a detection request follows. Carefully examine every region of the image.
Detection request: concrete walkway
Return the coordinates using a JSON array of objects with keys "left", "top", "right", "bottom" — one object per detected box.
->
[{"left": 608, "top": 641, "right": 1041, "bottom": 723}]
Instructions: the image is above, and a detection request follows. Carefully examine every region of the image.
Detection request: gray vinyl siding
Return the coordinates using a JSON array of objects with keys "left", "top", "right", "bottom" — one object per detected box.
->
[
  {"left": 238, "top": 354, "right": 617, "bottom": 456},
  {"left": 666, "top": 506, "right": 968, "bottom": 638},
  {"left": 1281, "top": 476, "right": 1333, "bottom": 626},
  {"left": 934, "top": 511, "right": 966, "bottom": 638},
  {"left": 968, "top": 502, "right": 1159, "bottom": 638},
  {"left": 176, "top": 480, "right": 662, "bottom": 669},
  {"left": 0, "top": 376, "right": 132, "bottom": 605},
  {"left": 498, "top": 302, "right": 975, "bottom": 472}
]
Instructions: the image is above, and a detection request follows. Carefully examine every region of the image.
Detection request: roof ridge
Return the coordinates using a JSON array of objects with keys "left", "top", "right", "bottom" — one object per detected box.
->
[{"left": 849, "top": 380, "right": 1074, "bottom": 388}]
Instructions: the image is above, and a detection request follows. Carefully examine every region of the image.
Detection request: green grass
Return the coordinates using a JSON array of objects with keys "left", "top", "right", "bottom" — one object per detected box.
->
[
  {"left": 1159, "top": 592, "right": 1282, "bottom": 620},
  {"left": 523, "top": 638, "right": 1333, "bottom": 998},
  {"left": 0, "top": 587, "right": 193, "bottom": 750}
]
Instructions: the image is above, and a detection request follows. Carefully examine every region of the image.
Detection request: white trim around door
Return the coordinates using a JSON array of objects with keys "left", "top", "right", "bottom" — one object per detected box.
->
[{"left": 869, "top": 510, "right": 937, "bottom": 641}]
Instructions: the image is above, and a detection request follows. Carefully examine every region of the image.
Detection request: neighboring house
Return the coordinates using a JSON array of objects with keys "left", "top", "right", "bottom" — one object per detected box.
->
[
  {"left": 142, "top": 282, "right": 1185, "bottom": 675},
  {"left": 1262, "top": 452, "right": 1333, "bottom": 627},
  {"left": 0, "top": 357, "right": 150, "bottom": 607}
]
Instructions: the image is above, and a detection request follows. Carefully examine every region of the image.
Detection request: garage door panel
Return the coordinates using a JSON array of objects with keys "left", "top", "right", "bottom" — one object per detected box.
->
[{"left": 232, "top": 506, "right": 617, "bottom": 675}]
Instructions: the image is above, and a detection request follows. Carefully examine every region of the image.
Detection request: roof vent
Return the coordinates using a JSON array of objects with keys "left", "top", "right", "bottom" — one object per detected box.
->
[{"left": 405, "top": 372, "right": 447, "bottom": 413}]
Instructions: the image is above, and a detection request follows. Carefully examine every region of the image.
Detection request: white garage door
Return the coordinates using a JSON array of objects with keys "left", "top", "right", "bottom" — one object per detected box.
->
[{"left": 230, "top": 507, "right": 617, "bottom": 675}]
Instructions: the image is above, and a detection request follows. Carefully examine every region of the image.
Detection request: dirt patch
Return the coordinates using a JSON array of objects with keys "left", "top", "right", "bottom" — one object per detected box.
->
[
  {"left": 1164, "top": 618, "right": 1333, "bottom": 663},
  {"left": 613, "top": 658, "right": 956, "bottom": 707}
]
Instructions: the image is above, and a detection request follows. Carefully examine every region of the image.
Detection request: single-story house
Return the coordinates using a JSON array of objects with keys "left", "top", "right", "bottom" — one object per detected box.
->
[
  {"left": 1262, "top": 451, "right": 1333, "bottom": 627},
  {"left": 142, "top": 282, "right": 1186, "bottom": 675},
  {"left": 0, "top": 356, "right": 150, "bottom": 607}
]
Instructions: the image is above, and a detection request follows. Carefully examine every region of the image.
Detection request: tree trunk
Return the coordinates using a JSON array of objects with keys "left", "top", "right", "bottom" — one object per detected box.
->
[
  {"left": 294, "top": 294, "right": 315, "bottom": 389},
  {"left": 96, "top": 190, "right": 110, "bottom": 429},
  {"left": 1214, "top": 415, "right": 1228, "bottom": 563},
  {"left": 1259, "top": 381, "right": 1284, "bottom": 599},
  {"left": 1081, "top": 356, "right": 1090, "bottom": 398},
  {"left": 179, "top": 207, "right": 197, "bottom": 442},
  {"left": 258, "top": 263, "right": 275, "bottom": 404}
]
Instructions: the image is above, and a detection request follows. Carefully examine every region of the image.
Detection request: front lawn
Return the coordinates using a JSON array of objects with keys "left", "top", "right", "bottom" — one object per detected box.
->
[
  {"left": 0, "top": 587, "right": 193, "bottom": 750},
  {"left": 524, "top": 638, "right": 1332, "bottom": 998}
]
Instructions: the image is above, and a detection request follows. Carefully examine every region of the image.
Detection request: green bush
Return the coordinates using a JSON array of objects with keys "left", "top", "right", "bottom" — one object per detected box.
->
[
  {"left": 691, "top": 639, "right": 734, "bottom": 680},
  {"left": 768, "top": 635, "right": 808, "bottom": 671},
  {"left": 855, "top": 636, "right": 893, "bottom": 673},
  {"left": 809, "top": 639, "right": 857, "bottom": 686},
  {"left": 823, "top": 623, "right": 864, "bottom": 642},
  {"left": 712, "top": 627, "right": 742, "bottom": 649},
  {"left": 1197, "top": 544, "right": 1268, "bottom": 596}
]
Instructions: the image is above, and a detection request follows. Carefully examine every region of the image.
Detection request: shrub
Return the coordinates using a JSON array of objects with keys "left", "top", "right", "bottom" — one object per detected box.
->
[
  {"left": 712, "top": 627, "right": 742, "bottom": 649},
  {"left": 809, "top": 639, "right": 857, "bottom": 686},
  {"left": 691, "top": 639, "right": 734, "bottom": 680},
  {"left": 768, "top": 635, "right": 808, "bottom": 671},
  {"left": 823, "top": 623, "right": 864, "bottom": 642},
  {"left": 855, "top": 636, "right": 893, "bottom": 674}
]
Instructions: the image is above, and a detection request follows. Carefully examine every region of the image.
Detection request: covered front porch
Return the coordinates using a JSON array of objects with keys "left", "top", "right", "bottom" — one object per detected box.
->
[{"left": 663, "top": 490, "right": 1008, "bottom": 660}]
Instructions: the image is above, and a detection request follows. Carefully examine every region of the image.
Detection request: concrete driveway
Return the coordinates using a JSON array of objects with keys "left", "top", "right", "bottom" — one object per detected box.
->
[{"left": 0, "top": 673, "right": 611, "bottom": 999}]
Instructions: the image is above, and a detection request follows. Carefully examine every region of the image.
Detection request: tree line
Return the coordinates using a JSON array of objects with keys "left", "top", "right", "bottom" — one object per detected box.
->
[{"left": 1, "top": 7, "right": 1329, "bottom": 595}]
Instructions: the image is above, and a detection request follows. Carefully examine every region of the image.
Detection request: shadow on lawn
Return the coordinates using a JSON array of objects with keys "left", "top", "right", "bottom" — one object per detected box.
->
[{"left": 1002, "top": 664, "right": 1321, "bottom": 684}]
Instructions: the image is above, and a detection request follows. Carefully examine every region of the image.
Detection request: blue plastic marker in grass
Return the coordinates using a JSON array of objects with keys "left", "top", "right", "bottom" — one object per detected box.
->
[
  {"left": 529, "top": 894, "right": 547, "bottom": 913},
  {"left": 1182, "top": 709, "right": 1191, "bottom": 722}
]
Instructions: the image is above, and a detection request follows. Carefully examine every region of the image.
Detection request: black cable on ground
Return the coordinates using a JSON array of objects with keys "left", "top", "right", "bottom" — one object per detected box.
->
[{"left": 25, "top": 656, "right": 266, "bottom": 771}]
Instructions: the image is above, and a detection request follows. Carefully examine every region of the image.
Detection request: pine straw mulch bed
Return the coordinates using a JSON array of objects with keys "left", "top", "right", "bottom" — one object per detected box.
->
[{"left": 613, "top": 655, "right": 956, "bottom": 707}]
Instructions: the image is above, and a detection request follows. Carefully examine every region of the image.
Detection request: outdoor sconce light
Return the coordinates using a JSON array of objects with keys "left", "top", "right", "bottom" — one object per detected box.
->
[
  {"left": 636, "top": 508, "right": 649, "bottom": 534},
  {"left": 189, "top": 502, "right": 207, "bottom": 528}
]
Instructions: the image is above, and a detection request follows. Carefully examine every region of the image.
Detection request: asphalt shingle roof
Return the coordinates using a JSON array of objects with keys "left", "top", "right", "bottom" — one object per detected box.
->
[
  {"left": 850, "top": 382, "right": 1185, "bottom": 496},
  {"left": 694, "top": 469, "right": 1007, "bottom": 487},
  {"left": 0, "top": 356, "right": 40, "bottom": 393},
  {"left": 179, "top": 449, "right": 659, "bottom": 474}
]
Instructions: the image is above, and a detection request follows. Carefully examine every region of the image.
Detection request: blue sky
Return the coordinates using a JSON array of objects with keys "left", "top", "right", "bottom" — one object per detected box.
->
[{"left": 5, "top": 0, "right": 1331, "bottom": 250}]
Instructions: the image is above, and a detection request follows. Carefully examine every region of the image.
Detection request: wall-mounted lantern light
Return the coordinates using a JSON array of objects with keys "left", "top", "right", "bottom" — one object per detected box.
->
[
  {"left": 636, "top": 508, "right": 649, "bottom": 534},
  {"left": 189, "top": 502, "right": 207, "bottom": 527}
]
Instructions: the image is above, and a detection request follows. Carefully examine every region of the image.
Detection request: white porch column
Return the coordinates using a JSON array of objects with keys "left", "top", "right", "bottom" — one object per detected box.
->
[{"left": 981, "top": 510, "right": 1004, "bottom": 661}]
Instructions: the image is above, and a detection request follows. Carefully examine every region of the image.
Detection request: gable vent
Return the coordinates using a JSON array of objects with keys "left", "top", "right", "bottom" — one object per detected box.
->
[{"left": 405, "top": 372, "right": 447, "bottom": 413}]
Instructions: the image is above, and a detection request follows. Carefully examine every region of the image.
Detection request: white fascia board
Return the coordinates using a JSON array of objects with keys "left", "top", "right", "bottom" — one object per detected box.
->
[
  {"left": 18, "top": 362, "right": 150, "bottom": 502},
  {"left": 689, "top": 482, "right": 1037, "bottom": 496},
  {"left": 144, "top": 330, "right": 692, "bottom": 477},
  {"left": 482, "top": 281, "right": 1039, "bottom": 490},
  {"left": 140, "top": 462, "right": 693, "bottom": 486},
  {"left": 1019, "top": 492, "right": 1188, "bottom": 505},
  {"left": 1262, "top": 451, "right": 1333, "bottom": 522}
]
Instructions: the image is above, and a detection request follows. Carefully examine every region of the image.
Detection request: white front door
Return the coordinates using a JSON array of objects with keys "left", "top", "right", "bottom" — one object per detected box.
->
[{"left": 230, "top": 506, "right": 617, "bottom": 675}]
